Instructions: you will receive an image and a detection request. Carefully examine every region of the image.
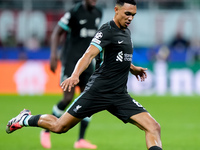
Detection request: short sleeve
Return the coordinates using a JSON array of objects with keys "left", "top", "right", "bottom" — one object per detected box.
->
[
  {"left": 58, "top": 11, "right": 72, "bottom": 31},
  {"left": 90, "top": 23, "right": 112, "bottom": 52}
]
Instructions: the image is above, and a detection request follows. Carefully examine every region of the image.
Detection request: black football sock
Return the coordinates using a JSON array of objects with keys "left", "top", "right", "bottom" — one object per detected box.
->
[
  {"left": 26, "top": 115, "right": 41, "bottom": 127},
  {"left": 149, "top": 146, "right": 162, "bottom": 150},
  {"left": 52, "top": 102, "right": 65, "bottom": 117},
  {"left": 57, "top": 101, "right": 67, "bottom": 110},
  {"left": 78, "top": 119, "right": 89, "bottom": 140}
]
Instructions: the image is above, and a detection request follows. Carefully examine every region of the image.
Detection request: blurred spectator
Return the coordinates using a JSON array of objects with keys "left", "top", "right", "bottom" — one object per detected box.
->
[
  {"left": 2, "top": 29, "right": 16, "bottom": 48},
  {"left": 17, "top": 42, "right": 27, "bottom": 60},
  {"left": 25, "top": 33, "right": 40, "bottom": 51},
  {"left": 170, "top": 32, "right": 190, "bottom": 52},
  {"left": 168, "top": 32, "right": 190, "bottom": 62}
]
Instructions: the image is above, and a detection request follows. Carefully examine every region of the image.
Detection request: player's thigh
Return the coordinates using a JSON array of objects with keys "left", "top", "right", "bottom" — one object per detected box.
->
[
  {"left": 128, "top": 112, "right": 159, "bottom": 131},
  {"left": 67, "top": 92, "right": 108, "bottom": 119}
]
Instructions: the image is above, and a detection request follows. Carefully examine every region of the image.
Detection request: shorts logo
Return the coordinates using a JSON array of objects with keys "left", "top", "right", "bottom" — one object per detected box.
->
[
  {"left": 118, "top": 40, "right": 123, "bottom": 44},
  {"left": 95, "top": 32, "right": 103, "bottom": 39},
  {"left": 73, "top": 105, "right": 82, "bottom": 113},
  {"left": 116, "top": 51, "right": 123, "bottom": 62}
]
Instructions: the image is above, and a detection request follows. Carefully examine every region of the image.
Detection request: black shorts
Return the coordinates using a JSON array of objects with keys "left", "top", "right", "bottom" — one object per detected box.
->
[{"left": 67, "top": 91, "right": 148, "bottom": 123}]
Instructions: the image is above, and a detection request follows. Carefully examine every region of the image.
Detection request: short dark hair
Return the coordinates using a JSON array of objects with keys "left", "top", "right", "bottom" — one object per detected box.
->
[{"left": 116, "top": 0, "right": 137, "bottom": 6}]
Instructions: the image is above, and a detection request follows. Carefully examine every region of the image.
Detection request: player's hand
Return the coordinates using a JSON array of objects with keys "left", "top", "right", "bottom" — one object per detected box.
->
[
  {"left": 50, "top": 54, "right": 58, "bottom": 73},
  {"left": 60, "top": 75, "right": 79, "bottom": 92},
  {"left": 130, "top": 65, "right": 147, "bottom": 82}
]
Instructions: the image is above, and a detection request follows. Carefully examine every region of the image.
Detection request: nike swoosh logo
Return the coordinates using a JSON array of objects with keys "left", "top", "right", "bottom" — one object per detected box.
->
[
  {"left": 118, "top": 40, "right": 123, "bottom": 44},
  {"left": 79, "top": 19, "right": 87, "bottom": 25}
]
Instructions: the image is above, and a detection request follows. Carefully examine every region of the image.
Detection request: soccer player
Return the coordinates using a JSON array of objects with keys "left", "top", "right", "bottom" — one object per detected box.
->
[
  {"left": 41, "top": 0, "right": 102, "bottom": 149},
  {"left": 6, "top": 1, "right": 163, "bottom": 150}
]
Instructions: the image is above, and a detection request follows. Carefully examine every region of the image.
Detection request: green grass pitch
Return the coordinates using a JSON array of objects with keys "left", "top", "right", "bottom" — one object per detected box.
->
[{"left": 0, "top": 95, "right": 200, "bottom": 150}]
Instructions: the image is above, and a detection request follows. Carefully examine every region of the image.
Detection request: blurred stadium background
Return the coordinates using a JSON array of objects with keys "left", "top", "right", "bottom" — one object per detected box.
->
[
  {"left": 0, "top": 0, "right": 200, "bottom": 150},
  {"left": 0, "top": 0, "right": 200, "bottom": 95}
]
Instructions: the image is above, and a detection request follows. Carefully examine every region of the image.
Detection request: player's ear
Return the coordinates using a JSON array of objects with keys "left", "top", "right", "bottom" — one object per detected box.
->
[{"left": 114, "top": 5, "right": 119, "bottom": 14}]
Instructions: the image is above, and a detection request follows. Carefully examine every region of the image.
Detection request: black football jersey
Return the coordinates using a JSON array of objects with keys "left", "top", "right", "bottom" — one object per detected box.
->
[
  {"left": 85, "top": 20, "right": 133, "bottom": 94},
  {"left": 58, "top": 2, "right": 102, "bottom": 68}
]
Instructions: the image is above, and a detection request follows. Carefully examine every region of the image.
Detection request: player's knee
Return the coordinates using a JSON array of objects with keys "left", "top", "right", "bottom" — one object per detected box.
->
[
  {"left": 51, "top": 123, "right": 69, "bottom": 134},
  {"left": 47, "top": 120, "right": 69, "bottom": 134},
  {"left": 150, "top": 121, "right": 161, "bottom": 134}
]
